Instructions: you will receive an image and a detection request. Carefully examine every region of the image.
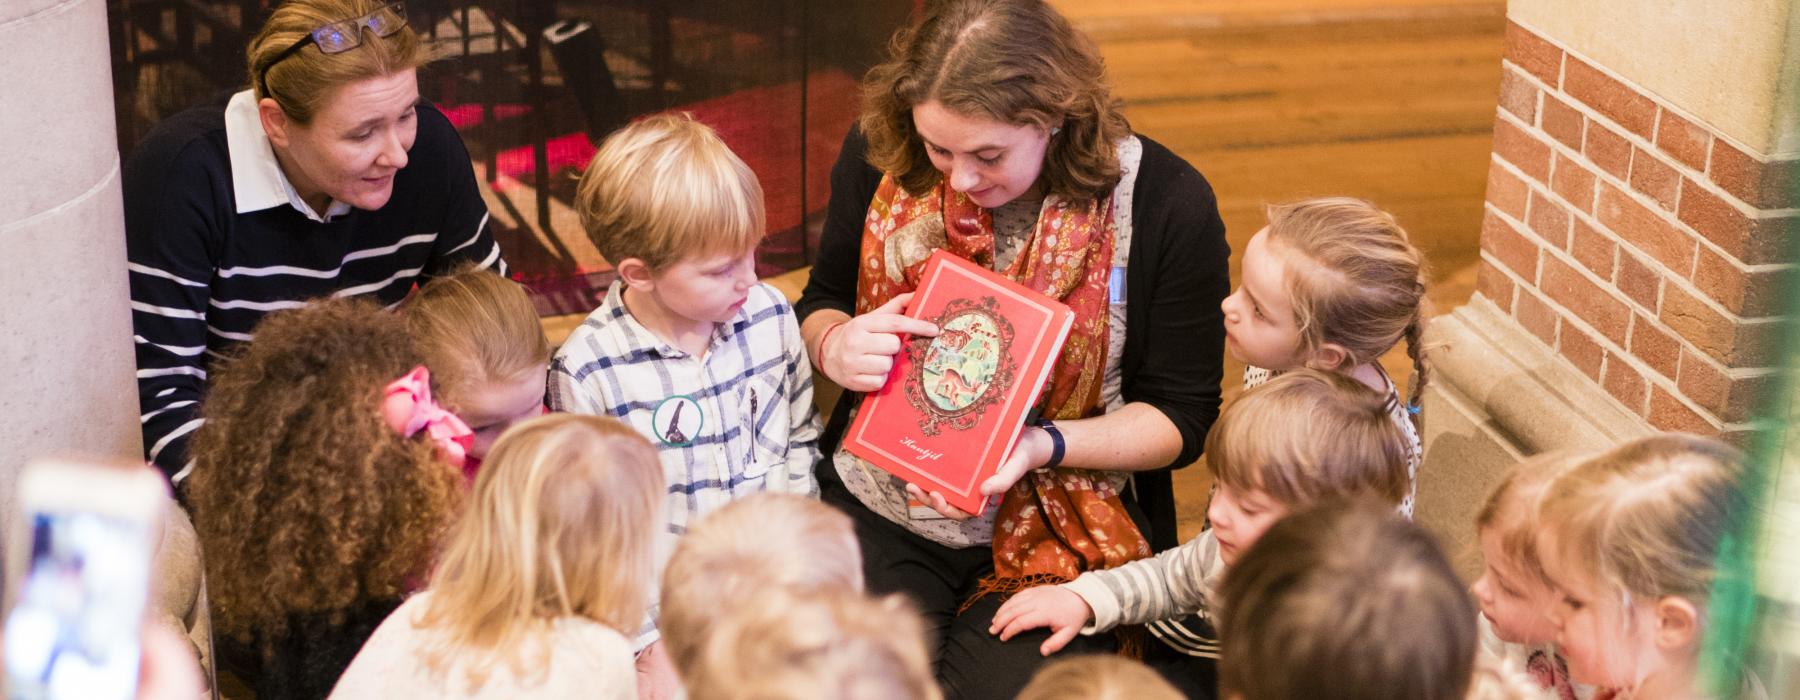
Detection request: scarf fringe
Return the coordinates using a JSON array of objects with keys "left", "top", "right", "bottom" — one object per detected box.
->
[
  {"left": 1114, "top": 624, "right": 1147, "bottom": 661},
  {"left": 961, "top": 573, "right": 1067, "bottom": 614}
]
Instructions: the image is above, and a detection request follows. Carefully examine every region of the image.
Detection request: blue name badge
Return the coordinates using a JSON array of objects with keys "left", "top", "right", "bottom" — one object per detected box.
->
[{"left": 1109, "top": 266, "right": 1126, "bottom": 305}]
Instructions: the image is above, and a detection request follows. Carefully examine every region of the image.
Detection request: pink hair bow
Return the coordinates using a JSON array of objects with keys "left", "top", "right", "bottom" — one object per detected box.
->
[{"left": 381, "top": 366, "right": 474, "bottom": 470}]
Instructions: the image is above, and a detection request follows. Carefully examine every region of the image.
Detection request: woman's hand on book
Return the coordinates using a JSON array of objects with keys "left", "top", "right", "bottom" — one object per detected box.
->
[
  {"left": 898, "top": 429, "right": 1051, "bottom": 521},
  {"left": 904, "top": 482, "right": 977, "bottom": 520},
  {"left": 821, "top": 293, "right": 939, "bottom": 392},
  {"left": 980, "top": 426, "right": 1055, "bottom": 497},
  {"left": 989, "top": 585, "right": 1093, "bottom": 656}
]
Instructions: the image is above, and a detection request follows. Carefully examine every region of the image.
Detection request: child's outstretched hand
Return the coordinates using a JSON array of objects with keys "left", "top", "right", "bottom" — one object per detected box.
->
[{"left": 990, "top": 585, "right": 1093, "bottom": 656}]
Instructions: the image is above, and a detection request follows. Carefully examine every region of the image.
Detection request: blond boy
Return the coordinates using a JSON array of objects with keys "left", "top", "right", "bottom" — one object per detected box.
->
[
  {"left": 551, "top": 114, "right": 822, "bottom": 685},
  {"left": 659, "top": 493, "right": 863, "bottom": 680},
  {"left": 1015, "top": 656, "right": 1183, "bottom": 700},
  {"left": 680, "top": 586, "right": 939, "bottom": 700}
]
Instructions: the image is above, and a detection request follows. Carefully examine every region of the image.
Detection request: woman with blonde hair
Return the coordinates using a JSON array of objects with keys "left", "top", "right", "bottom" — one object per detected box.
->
[
  {"left": 126, "top": 0, "right": 506, "bottom": 484},
  {"left": 796, "top": 0, "right": 1229, "bottom": 695},
  {"left": 331, "top": 413, "right": 663, "bottom": 699}
]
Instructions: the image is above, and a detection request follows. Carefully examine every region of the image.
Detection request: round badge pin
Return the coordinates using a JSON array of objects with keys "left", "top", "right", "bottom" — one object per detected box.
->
[{"left": 652, "top": 395, "right": 704, "bottom": 447}]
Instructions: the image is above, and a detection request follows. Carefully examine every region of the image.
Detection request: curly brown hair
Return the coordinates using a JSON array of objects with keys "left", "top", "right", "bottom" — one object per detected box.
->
[
  {"left": 187, "top": 298, "right": 462, "bottom": 647},
  {"left": 860, "top": 0, "right": 1130, "bottom": 202}
]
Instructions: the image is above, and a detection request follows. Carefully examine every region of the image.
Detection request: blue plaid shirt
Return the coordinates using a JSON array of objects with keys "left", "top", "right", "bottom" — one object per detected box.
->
[{"left": 549, "top": 280, "right": 821, "bottom": 649}]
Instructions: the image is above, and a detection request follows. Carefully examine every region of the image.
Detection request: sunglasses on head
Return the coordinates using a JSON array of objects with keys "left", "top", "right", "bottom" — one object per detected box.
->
[{"left": 257, "top": 2, "right": 408, "bottom": 100}]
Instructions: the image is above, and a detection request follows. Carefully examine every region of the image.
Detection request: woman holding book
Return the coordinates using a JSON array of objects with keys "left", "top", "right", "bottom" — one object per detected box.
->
[{"left": 795, "top": 1, "right": 1229, "bottom": 697}]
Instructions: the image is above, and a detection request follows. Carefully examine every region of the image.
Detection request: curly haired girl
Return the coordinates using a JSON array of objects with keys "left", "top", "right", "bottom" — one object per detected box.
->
[{"left": 187, "top": 298, "right": 464, "bottom": 700}]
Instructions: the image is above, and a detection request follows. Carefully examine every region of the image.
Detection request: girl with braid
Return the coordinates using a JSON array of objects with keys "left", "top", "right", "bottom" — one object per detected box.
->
[
  {"left": 1224, "top": 197, "right": 1430, "bottom": 517},
  {"left": 1105, "top": 196, "right": 1431, "bottom": 693}
]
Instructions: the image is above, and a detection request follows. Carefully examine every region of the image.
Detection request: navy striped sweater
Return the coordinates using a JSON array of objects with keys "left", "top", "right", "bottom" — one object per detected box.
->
[{"left": 123, "top": 92, "right": 506, "bottom": 483}]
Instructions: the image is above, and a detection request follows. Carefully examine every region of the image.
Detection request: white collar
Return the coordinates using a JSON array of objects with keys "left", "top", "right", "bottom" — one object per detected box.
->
[{"left": 223, "top": 90, "right": 352, "bottom": 222}]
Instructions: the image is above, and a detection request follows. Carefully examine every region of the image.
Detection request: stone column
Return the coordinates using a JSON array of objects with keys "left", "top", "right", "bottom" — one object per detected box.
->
[
  {"left": 0, "top": 0, "right": 141, "bottom": 510},
  {"left": 1418, "top": 0, "right": 1797, "bottom": 565}
]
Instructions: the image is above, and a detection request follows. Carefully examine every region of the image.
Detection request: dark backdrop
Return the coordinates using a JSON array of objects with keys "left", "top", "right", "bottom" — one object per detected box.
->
[{"left": 109, "top": 0, "right": 915, "bottom": 314}]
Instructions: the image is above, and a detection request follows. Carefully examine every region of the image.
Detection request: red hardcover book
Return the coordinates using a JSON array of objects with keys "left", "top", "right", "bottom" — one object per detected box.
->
[{"left": 844, "top": 250, "right": 1074, "bottom": 516}]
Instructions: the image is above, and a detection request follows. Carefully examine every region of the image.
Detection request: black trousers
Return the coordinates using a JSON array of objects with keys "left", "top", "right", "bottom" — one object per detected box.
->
[
  {"left": 1142, "top": 638, "right": 1220, "bottom": 699},
  {"left": 818, "top": 461, "right": 1116, "bottom": 700}
]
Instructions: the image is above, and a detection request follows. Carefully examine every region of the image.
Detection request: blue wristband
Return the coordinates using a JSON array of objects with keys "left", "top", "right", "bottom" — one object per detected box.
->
[{"left": 1036, "top": 419, "right": 1066, "bottom": 469}]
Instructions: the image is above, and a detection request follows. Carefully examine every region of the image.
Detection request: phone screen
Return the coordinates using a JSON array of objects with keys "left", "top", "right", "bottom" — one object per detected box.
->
[{"left": 4, "top": 509, "right": 152, "bottom": 700}]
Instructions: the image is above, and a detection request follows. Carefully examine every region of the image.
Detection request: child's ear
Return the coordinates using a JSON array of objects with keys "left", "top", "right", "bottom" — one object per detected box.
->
[
  {"left": 1652, "top": 595, "right": 1701, "bottom": 652},
  {"left": 1306, "top": 342, "right": 1352, "bottom": 372},
  {"left": 258, "top": 98, "right": 292, "bottom": 149},
  {"left": 616, "top": 258, "right": 656, "bottom": 292}
]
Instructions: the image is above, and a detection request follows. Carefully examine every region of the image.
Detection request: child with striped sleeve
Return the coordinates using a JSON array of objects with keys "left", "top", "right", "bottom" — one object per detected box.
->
[{"left": 989, "top": 369, "right": 1410, "bottom": 695}]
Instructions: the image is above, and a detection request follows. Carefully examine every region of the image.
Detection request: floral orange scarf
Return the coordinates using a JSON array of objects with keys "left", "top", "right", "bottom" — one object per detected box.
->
[{"left": 855, "top": 175, "right": 1152, "bottom": 603}]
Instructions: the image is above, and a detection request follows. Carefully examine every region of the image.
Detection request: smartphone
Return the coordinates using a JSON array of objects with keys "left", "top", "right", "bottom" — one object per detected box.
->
[{"left": 4, "top": 457, "right": 167, "bottom": 700}]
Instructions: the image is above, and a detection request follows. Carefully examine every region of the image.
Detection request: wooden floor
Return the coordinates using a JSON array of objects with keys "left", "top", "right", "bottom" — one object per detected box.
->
[{"left": 1054, "top": 0, "right": 1504, "bottom": 539}]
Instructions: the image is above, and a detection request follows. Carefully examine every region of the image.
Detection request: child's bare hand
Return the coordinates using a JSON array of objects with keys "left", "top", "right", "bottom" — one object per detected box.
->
[
  {"left": 989, "top": 585, "right": 1092, "bottom": 656},
  {"left": 822, "top": 293, "right": 939, "bottom": 392},
  {"left": 904, "top": 483, "right": 976, "bottom": 520}
]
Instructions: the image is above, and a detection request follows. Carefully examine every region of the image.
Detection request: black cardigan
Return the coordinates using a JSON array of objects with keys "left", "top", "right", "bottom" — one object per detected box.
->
[{"left": 797, "top": 127, "right": 1230, "bottom": 551}]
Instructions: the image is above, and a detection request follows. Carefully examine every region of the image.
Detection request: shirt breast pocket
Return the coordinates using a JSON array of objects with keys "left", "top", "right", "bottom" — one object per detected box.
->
[{"left": 736, "top": 375, "right": 788, "bottom": 483}]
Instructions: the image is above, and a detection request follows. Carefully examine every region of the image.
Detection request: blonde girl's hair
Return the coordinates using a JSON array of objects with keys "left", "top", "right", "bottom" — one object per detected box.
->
[
  {"left": 417, "top": 413, "right": 663, "bottom": 689},
  {"left": 859, "top": 0, "right": 1131, "bottom": 202},
  {"left": 1535, "top": 433, "right": 1746, "bottom": 607},
  {"left": 1205, "top": 368, "right": 1410, "bottom": 509},
  {"left": 574, "top": 112, "right": 765, "bottom": 270},
  {"left": 404, "top": 264, "right": 550, "bottom": 410},
  {"left": 1015, "top": 655, "right": 1184, "bottom": 700},
  {"left": 1264, "top": 197, "right": 1430, "bottom": 417},
  {"left": 1219, "top": 498, "right": 1478, "bottom": 700},
  {"left": 246, "top": 0, "right": 430, "bottom": 124},
  {"left": 1474, "top": 449, "right": 1597, "bottom": 588},
  {"left": 660, "top": 494, "right": 864, "bottom": 680},
  {"left": 685, "top": 587, "right": 942, "bottom": 700}
]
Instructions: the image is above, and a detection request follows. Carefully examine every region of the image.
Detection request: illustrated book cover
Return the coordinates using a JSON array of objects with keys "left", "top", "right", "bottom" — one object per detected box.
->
[{"left": 844, "top": 250, "right": 1074, "bottom": 515}]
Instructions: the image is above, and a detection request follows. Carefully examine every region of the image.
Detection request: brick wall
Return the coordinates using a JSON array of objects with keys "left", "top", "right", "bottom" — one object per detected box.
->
[{"left": 1476, "top": 21, "right": 1795, "bottom": 437}]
